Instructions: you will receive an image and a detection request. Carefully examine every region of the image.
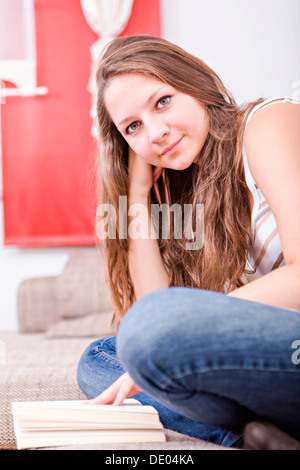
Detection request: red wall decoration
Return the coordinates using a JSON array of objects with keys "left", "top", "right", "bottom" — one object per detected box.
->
[{"left": 1, "top": 0, "right": 161, "bottom": 246}]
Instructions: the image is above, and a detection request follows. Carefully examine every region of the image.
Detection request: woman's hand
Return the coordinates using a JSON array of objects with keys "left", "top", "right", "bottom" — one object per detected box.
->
[
  {"left": 128, "top": 147, "right": 162, "bottom": 198},
  {"left": 87, "top": 372, "right": 142, "bottom": 406}
]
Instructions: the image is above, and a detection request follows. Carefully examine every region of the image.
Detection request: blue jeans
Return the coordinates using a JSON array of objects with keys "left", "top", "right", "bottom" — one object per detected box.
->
[{"left": 77, "top": 288, "right": 300, "bottom": 446}]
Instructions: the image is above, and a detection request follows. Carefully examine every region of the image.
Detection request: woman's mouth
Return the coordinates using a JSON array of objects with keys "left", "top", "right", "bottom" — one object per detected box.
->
[{"left": 161, "top": 137, "right": 183, "bottom": 156}]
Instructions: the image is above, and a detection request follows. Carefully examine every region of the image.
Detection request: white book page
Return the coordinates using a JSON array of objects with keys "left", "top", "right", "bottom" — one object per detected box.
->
[{"left": 12, "top": 399, "right": 158, "bottom": 414}]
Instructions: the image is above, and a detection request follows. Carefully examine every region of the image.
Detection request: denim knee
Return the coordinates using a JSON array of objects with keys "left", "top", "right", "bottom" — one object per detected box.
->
[
  {"left": 77, "top": 336, "right": 124, "bottom": 399},
  {"left": 116, "top": 289, "right": 175, "bottom": 379}
]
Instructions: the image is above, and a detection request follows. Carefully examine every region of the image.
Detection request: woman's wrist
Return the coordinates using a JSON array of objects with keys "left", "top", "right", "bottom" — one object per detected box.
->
[{"left": 128, "top": 188, "right": 150, "bottom": 206}]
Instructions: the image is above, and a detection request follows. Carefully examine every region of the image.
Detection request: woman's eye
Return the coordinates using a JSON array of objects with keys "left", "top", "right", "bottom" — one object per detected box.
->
[
  {"left": 126, "top": 121, "right": 139, "bottom": 134},
  {"left": 157, "top": 96, "right": 170, "bottom": 108}
]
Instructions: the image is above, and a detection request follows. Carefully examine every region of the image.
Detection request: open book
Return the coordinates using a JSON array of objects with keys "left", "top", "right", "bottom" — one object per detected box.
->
[{"left": 11, "top": 399, "right": 166, "bottom": 449}]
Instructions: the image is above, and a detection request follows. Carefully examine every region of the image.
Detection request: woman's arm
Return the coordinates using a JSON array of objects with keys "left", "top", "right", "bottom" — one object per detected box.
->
[
  {"left": 88, "top": 153, "right": 168, "bottom": 407},
  {"left": 127, "top": 149, "right": 170, "bottom": 299},
  {"left": 228, "top": 264, "right": 300, "bottom": 311},
  {"left": 229, "top": 101, "right": 300, "bottom": 311}
]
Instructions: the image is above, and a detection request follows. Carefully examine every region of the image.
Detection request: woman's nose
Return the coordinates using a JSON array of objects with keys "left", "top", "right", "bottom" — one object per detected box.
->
[{"left": 147, "top": 117, "right": 170, "bottom": 144}]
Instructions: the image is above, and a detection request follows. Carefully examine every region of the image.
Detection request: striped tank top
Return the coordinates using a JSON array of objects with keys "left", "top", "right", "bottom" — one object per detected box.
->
[{"left": 242, "top": 97, "right": 300, "bottom": 283}]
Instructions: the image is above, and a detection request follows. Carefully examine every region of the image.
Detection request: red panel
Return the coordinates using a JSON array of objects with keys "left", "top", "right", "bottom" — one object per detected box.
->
[{"left": 1, "top": 0, "right": 161, "bottom": 246}]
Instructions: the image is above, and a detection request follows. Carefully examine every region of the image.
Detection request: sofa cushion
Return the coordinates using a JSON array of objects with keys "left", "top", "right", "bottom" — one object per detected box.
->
[
  {"left": 17, "top": 248, "right": 115, "bottom": 338},
  {"left": 17, "top": 277, "right": 59, "bottom": 333},
  {"left": 55, "top": 249, "right": 112, "bottom": 319},
  {"left": 45, "top": 311, "right": 116, "bottom": 338},
  {"left": 0, "top": 333, "right": 93, "bottom": 450}
]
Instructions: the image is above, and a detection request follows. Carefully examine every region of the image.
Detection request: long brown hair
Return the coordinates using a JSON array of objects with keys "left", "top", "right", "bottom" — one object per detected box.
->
[{"left": 95, "top": 35, "right": 262, "bottom": 327}]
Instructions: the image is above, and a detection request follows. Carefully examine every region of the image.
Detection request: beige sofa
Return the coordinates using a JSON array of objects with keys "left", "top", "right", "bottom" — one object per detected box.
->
[{"left": 0, "top": 248, "right": 227, "bottom": 450}]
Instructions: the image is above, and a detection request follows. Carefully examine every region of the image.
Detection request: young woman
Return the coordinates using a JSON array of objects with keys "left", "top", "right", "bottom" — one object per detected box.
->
[{"left": 77, "top": 36, "right": 300, "bottom": 449}]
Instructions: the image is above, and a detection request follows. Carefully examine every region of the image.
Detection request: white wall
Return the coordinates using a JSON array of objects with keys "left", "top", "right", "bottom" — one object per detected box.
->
[
  {"left": 1, "top": 0, "right": 299, "bottom": 331},
  {"left": 161, "top": 0, "right": 300, "bottom": 103}
]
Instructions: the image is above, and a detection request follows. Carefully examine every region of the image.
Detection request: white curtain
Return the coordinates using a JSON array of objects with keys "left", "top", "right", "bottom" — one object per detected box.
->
[{"left": 80, "top": 0, "right": 134, "bottom": 137}]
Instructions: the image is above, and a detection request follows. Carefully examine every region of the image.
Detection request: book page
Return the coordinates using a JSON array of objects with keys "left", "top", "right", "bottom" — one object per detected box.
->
[{"left": 12, "top": 399, "right": 158, "bottom": 414}]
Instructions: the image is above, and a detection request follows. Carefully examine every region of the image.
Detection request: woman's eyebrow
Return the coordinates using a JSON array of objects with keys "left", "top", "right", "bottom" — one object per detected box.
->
[
  {"left": 117, "top": 115, "right": 136, "bottom": 129},
  {"left": 145, "top": 84, "right": 169, "bottom": 105},
  {"left": 117, "top": 85, "right": 170, "bottom": 128}
]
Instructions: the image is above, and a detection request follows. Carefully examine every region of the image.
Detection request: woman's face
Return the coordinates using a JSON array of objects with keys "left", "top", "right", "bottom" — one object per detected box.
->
[{"left": 104, "top": 73, "right": 209, "bottom": 171}]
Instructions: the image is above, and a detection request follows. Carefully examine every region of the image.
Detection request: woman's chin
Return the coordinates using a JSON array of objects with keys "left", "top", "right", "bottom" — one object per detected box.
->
[{"left": 168, "top": 160, "right": 194, "bottom": 171}]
